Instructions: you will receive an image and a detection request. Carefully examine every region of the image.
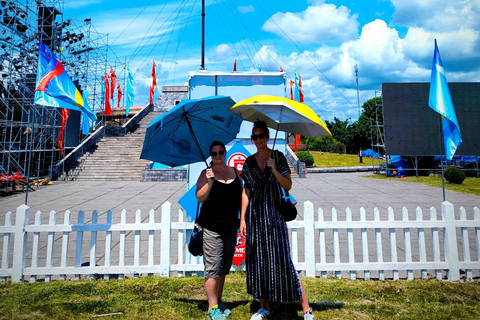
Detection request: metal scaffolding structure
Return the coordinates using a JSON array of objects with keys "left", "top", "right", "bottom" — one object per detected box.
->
[{"left": 0, "top": 0, "right": 118, "bottom": 182}]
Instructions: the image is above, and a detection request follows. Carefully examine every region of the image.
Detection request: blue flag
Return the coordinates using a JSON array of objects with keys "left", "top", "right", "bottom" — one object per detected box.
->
[
  {"left": 126, "top": 65, "right": 135, "bottom": 117},
  {"left": 81, "top": 91, "right": 92, "bottom": 135},
  {"left": 428, "top": 40, "right": 462, "bottom": 160},
  {"left": 294, "top": 70, "right": 300, "bottom": 102},
  {"left": 34, "top": 42, "right": 96, "bottom": 122}
]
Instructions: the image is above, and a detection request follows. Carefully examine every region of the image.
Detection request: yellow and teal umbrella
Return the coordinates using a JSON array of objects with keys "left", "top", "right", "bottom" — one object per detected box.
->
[{"left": 230, "top": 95, "right": 331, "bottom": 138}]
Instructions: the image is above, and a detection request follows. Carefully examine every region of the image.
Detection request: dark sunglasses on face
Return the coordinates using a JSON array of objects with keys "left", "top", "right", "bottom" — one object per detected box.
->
[
  {"left": 251, "top": 133, "right": 266, "bottom": 140},
  {"left": 211, "top": 150, "right": 225, "bottom": 157}
]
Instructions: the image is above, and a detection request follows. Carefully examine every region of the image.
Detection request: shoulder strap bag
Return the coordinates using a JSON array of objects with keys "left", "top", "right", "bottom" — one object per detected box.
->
[{"left": 274, "top": 150, "right": 297, "bottom": 222}]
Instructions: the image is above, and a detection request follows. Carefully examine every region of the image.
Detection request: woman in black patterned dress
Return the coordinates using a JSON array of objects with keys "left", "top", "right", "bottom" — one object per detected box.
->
[{"left": 239, "top": 121, "right": 314, "bottom": 320}]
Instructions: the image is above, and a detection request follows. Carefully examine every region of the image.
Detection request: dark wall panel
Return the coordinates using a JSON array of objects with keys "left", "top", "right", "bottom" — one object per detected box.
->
[{"left": 382, "top": 82, "right": 480, "bottom": 156}]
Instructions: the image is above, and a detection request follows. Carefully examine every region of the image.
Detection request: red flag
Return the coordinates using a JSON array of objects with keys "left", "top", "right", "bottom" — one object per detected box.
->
[
  {"left": 149, "top": 86, "right": 154, "bottom": 105},
  {"left": 151, "top": 60, "right": 157, "bottom": 91},
  {"left": 233, "top": 59, "right": 236, "bottom": 72},
  {"left": 103, "top": 74, "right": 111, "bottom": 115},
  {"left": 117, "top": 82, "right": 122, "bottom": 108},
  {"left": 280, "top": 66, "right": 283, "bottom": 72},
  {"left": 58, "top": 108, "right": 70, "bottom": 154},
  {"left": 290, "top": 80, "right": 294, "bottom": 100},
  {"left": 298, "top": 72, "right": 304, "bottom": 102},
  {"left": 294, "top": 134, "right": 300, "bottom": 153},
  {"left": 109, "top": 67, "right": 117, "bottom": 98}
]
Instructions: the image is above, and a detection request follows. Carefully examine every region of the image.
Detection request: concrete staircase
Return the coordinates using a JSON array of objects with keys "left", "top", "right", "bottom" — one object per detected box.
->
[{"left": 62, "top": 112, "right": 162, "bottom": 181}]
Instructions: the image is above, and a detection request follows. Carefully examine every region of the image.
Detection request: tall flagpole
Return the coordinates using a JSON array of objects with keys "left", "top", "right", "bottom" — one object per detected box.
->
[
  {"left": 438, "top": 115, "right": 446, "bottom": 201},
  {"left": 200, "top": 0, "right": 205, "bottom": 70}
]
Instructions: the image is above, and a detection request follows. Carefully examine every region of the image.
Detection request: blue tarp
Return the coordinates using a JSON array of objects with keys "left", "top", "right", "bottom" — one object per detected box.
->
[{"left": 361, "top": 149, "right": 381, "bottom": 159}]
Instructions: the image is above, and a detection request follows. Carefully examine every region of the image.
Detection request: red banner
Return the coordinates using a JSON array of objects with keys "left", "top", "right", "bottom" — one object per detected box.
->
[
  {"left": 233, "top": 59, "right": 236, "bottom": 72},
  {"left": 117, "top": 82, "right": 122, "bottom": 108},
  {"left": 110, "top": 67, "right": 117, "bottom": 99},
  {"left": 103, "top": 74, "right": 111, "bottom": 115},
  {"left": 232, "top": 231, "right": 246, "bottom": 267},
  {"left": 58, "top": 108, "right": 70, "bottom": 154}
]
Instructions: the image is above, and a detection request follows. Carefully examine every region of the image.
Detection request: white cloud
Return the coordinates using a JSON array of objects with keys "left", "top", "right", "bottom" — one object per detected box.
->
[
  {"left": 262, "top": 2, "right": 359, "bottom": 44},
  {"left": 238, "top": 5, "right": 255, "bottom": 14},
  {"left": 390, "top": 0, "right": 480, "bottom": 32},
  {"left": 215, "top": 44, "right": 234, "bottom": 60}
]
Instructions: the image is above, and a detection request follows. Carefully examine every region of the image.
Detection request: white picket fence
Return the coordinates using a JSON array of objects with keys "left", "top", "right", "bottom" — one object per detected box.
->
[{"left": 1, "top": 201, "right": 479, "bottom": 283}]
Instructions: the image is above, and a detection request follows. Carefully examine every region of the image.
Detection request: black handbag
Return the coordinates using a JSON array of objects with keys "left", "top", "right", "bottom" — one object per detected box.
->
[
  {"left": 188, "top": 202, "right": 204, "bottom": 256},
  {"left": 274, "top": 151, "right": 298, "bottom": 222}
]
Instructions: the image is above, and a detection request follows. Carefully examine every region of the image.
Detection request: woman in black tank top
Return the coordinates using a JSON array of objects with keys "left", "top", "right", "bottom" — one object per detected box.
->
[{"left": 196, "top": 141, "right": 247, "bottom": 320}]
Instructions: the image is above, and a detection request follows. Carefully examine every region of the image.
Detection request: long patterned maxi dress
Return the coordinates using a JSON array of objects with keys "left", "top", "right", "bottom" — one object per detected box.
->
[{"left": 241, "top": 150, "right": 302, "bottom": 301}]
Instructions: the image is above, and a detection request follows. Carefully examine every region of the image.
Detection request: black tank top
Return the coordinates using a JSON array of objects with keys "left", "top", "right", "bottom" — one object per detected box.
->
[{"left": 200, "top": 173, "right": 242, "bottom": 234}]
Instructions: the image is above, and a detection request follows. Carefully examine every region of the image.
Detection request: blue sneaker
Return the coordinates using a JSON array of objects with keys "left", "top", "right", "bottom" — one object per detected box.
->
[
  {"left": 218, "top": 300, "right": 232, "bottom": 316},
  {"left": 208, "top": 306, "right": 227, "bottom": 320}
]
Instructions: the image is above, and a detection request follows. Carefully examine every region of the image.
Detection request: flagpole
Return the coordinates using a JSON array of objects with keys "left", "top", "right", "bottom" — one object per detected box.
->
[
  {"left": 438, "top": 114, "right": 446, "bottom": 201},
  {"left": 25, "top": 106, "right": 36, "bottom": 205}
]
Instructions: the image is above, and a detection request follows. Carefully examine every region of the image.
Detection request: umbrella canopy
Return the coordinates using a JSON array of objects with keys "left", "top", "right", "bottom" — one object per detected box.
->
[
  {"left": 230, "top": 94, "right": 331, "bottom": 137},
  {"left": 140, "top": 96, "right": 242, "bottom": 167}
]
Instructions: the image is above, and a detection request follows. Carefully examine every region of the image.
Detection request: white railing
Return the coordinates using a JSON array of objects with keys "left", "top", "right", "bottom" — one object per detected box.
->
[{"left": 1, "top": 201, "right": 479, "bottom": 283}]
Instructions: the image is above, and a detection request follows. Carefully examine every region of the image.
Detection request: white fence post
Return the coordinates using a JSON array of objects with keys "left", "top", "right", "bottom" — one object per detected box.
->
[
  {"left": 442, "top": 201, "right": 460, "bottom": 281},
  {"left": 1, "top": 212, "right": 12, "bottom": 282},
  {"left": 304, "top": 201, "right": 315, "bottom": 277},
  {"left": 12, "top": 205, "right": 29, "bottom": 283},
  {"left": 160, "top": 202, "right": 172, "bottom": 277}
]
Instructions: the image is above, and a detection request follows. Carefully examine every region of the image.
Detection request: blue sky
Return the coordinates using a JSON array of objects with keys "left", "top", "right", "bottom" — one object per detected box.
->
[{"left": 63, "top": 0, "right": 480, "bottom": 121}]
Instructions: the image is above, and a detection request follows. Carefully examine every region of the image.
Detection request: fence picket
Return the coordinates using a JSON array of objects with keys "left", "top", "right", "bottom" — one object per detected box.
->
[
  {"left": 74, "top": 210, "right": 84, "bottom": 280},
  {"left": 29, "top": 212, "right": 40, "bottom": 283},
  {"left": 178, "top": 209, "right": 184, "bottom": 277},
  {"left": 332, "top": 208, "right": 341, "bottom": 279},
  {"left": 346, "top": 208, "right": 355, "bottom": 280},
  {"left": 360, "top": 208, "right": 370, "bottom": 280},
  {"left": 60, "top": 211, "right": 71, "bottom": 281},
  {"left": 119, "top": 209, "right": 126, "bottom": 280},
  {"left": 45, "top": 211, "right": 56, "bottom": 282},
  {"left": 430, "top": 207, "right": 442, "bottom": 280},
  {"left": 374, "top": 208, "right": 384, "bottom": 280},
  {"left": 475, "top": 207, "right": 480, "bottom": 264},
  {"left": 388, "top": 207, "right": 399, "bottom": 280},
  {"left": 1, "top": 212, "right": 12, "bottom": 282},
  {"left": 104, "top": 210, "right": 112, "bottom": 280},
  {"left": 148, "top": 209, "right": 155, "bottom": 277},
  {"left": 160, "top": 202, "right": 172, "bottom": 277},
  {"left": 304, "top": 202, "right": 315, "bottom": 277},
  {"left": 134, "top": 210, "right": 141, "bottom": 278},
  {"left": 460, "top": 207, "right": 472, "bottom": 281},
  {"left": 317, "top": 208, "right": 326, "bottom": 278},
  {"left": 416, "top": 207, "right": 427, "bottom": 279},
  {"left": 89, "top": 210, "right": 98, "bottom": 279},
  {"left": 403, "top": 208, "right": 413, "bottom": 280},
  {"left": 443, "top": 202, "right": 460, "bottom": 281}
]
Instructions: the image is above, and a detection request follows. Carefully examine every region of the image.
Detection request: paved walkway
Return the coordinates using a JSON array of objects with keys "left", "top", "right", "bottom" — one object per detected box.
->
[{"left": 2, "top": 172, "right": 479, "bottom": 218}]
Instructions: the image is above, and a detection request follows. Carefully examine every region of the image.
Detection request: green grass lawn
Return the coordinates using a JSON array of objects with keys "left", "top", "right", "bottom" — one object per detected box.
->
[
  {"left": 309, "top": 151, "right": 382, "bottom": 168},
  {"left": 1, "top": 274, "right": 479, "bottom": 319},
  {"left": 364, "top": 175, "right": 480, "bottom": 196}
]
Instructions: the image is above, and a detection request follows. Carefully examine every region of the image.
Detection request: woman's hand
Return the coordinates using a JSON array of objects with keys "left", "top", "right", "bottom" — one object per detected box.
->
[
  {"left": 205, "top": 168, "right": 215, "bottom": 180},
  {"left": 240, "top": 219, "right": 247, "bottom": 238},
  {"left": 266, "top": 157, "right": 275, "bottom": 170}
]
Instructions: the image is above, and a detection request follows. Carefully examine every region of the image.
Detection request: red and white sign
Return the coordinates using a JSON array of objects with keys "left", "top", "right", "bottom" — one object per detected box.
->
[
  {"left": 227, "top": 153, "right": 247, "bottom": 174},
  {"left": 232, "top": 231, "right": 246, "bottom": 267}
]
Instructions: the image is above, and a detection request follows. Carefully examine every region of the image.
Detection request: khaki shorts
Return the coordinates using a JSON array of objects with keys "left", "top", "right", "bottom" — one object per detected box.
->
[{"left": 203, "top": 228, "right": 236, "bottom": 279}]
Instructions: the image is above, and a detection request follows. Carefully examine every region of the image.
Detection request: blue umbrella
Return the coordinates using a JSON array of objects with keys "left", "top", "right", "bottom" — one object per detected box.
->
[{"left": 140, "top": 96, "right": 242, "bottom": 167}]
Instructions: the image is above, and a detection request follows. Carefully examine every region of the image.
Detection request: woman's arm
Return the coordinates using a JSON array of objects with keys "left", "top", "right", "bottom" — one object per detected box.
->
[
  {"left": 266, "top": 157, "right": 292, "bottom": 191},
  {"left": 196, "top": 168, "right": 214, "bottom": 202},
  {"left": 239, "top": 187, "right": 250, "bottom": 237}
]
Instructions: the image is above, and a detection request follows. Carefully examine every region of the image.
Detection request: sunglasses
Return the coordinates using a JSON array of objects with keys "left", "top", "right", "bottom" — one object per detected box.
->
[
  {"left": 210, "top": 150, "right": 225, "bottom": 157},
  {"left": 251, "top": 133, "right": 266, "bottom": 140}
]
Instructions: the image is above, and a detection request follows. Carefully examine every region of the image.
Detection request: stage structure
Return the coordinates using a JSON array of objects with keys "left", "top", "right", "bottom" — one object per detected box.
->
[
  {"left": 382, "top": 82, "right": 480, "bottom": 174},
  {"left": 0, "top": 0, "right": 121, "bottom": 181}
]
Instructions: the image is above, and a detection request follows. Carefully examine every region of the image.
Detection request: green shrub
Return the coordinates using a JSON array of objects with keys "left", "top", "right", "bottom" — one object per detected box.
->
[
  {"left": 305, "top": 136, "right": 338, "bottom": 152},
  {"left": 296, "top": 151, "right": 314, "bottom": 167},
  {"left": 444, "top": 167, "right": 466, "bottom": 184}
]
